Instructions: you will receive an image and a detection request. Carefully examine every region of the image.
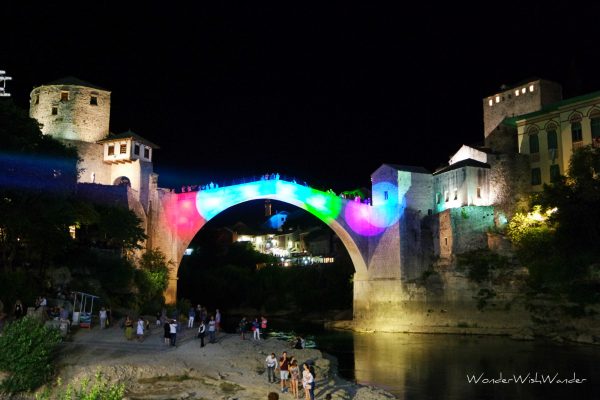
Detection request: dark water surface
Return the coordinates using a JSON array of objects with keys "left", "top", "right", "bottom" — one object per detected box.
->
[{"left": 244, "top": 318, "right": 600, "bottom": 400}]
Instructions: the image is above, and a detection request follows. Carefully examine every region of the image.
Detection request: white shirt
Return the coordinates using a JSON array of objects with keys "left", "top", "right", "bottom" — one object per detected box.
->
[{"left": 169, "top": 322, "right": 177, "bottom": 334}]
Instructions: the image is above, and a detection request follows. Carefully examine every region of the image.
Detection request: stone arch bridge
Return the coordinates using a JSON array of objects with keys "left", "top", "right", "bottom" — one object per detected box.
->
[{"left": 143, "top": 166, "right": 459, "bottom": 331}]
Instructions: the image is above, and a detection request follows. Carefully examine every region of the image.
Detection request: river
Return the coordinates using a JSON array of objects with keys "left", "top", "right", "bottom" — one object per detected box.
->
[{"left": 255, "top": 319, "right": 600, "bottom": 400}]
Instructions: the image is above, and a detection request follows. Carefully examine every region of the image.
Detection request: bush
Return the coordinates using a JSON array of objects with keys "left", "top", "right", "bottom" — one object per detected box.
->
[
  {"left": 0, "top": 316, "right": 62, "bottom": 394},
  {"left": 36, "top": 371, "right": 125, "bottom": 400}
]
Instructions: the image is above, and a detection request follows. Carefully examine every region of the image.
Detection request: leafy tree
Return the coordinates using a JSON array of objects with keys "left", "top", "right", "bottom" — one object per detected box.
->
[
  {"left": 507, "top": 146, "right": 600, "bottom": 300},
  {"left": 0, "top": 317, "right": 62, "bottom": 394},
  {"left": 134, "top": 249, "right": 172, "bottom": 312}
]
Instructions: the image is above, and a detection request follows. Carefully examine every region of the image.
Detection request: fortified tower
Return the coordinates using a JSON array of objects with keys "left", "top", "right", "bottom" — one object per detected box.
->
[{"left": 29, "top": 76, "right": 110, "bottom": 142}]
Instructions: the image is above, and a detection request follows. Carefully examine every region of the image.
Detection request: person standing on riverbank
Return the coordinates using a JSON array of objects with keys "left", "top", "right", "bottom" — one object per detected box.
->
[
  {"left": 279, "top": 351, "right": 290, "bottom": 393},
  {"left": 99, "top": 307, "right": 107, "bottom": 329},
  {"left": 124, "top": 315, "right": 133, "bottom": 340},
  {"left": 253, "top": 318, "right": 261, "bottom": 340},
  {"left": 197, "top": 320, "right": 206, "bottom": 347},
  {"left": 215, "top": 309, "right": 221, "bottom": 333},
  {"left": 163, "top": 320, "right": 171, "bottom": 345},
  {"left": 239, "top": 317, "right": 248, "bottom": 340},
  {"left": 136, "top": 317, "right": 145, "bottom": 341},
  {"left": 301, "top": 363, "right": 314, "bottom": 400},
  {"left": 169, "top": 319, "right": 178, "bottom": 346},
  {"left": 289, "top": 359, "right": 300, "bottom": 399},
  {"left": 208, "top": 315, "right": 216, "bottom": 343},
  {"left": 266, "top": 352, "right": 277, "bottom": 383}
]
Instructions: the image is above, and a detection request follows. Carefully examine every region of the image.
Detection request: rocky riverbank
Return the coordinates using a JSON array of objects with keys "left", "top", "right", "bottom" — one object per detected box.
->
[{"left": 39, "top": 324, "right": 396, "bottom": 400}]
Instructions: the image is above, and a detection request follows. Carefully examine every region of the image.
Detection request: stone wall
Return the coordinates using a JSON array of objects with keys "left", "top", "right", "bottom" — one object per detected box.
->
[
  {"left": 488, "top": 152, "right": 530, "bottom": 221},
  {"left": 431, "top": 206, "right": 495, "bottom": 259},
  {"left": 30, "top": 84, "right": 110, "bottom": 143}
]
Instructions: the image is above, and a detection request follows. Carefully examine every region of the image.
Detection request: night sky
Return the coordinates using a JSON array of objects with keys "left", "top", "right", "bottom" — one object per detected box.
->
[{"left": 4, "top": 2, "right": 600, "bottom": 193}]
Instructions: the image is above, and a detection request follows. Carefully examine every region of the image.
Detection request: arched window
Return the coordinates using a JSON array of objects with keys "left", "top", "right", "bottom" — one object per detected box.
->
[
  {"left": 529, "top": 134, "right": 539, "bottom": 154},
  {"left": 546, "top": 127, "right": 558, "bottom": 150},
  {"left": 571, "top": 121, "right": 583, "bottom": 143},
  {"left": 591, "top": 113, "right": 600, "bottom": 139}
]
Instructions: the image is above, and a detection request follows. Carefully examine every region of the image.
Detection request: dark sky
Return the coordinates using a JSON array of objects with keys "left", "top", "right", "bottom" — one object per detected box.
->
[{"left": 4, "top": 2, "right": 600, "bottom": 192}]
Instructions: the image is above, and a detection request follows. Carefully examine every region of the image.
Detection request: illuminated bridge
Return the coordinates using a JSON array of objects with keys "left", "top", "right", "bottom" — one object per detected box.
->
[{"left": 146, "top": 164, "right": 439, "bottom": 330}]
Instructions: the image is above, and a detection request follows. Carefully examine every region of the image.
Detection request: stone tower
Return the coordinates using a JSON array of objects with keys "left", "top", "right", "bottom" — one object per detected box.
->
[
  {"left": 29, "top": 76, "right": 111, "bottom": 142},
  {"left": 483, "top": 79, "right": 562, "bottom": 152}
]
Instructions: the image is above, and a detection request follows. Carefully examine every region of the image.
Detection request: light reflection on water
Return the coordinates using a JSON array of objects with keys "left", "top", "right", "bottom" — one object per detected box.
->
[{"left": 317, "top": 331, "right": 600, "bottom": 400}]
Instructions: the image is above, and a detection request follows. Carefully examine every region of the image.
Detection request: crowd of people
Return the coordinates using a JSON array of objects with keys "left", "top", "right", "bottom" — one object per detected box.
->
[{"left": 265, "top": 350, "right": 318, "bottom": 400}]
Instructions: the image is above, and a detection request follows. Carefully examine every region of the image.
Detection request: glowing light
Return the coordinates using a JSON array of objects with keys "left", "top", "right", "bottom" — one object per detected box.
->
[
  {"left": 495, "top": 96, "right": 500, "bottom": 103},
  {"left": 488, "top": 99, "right": 493, "bottom": 106},
  {"left": 529, "top": 84, "right": 534, "bottom": 92},
  {"left": 522, "top": 88, "right": 526, "bottom": 94},
  {"left": 515, "top": 90, "right": 519, "bottom": 96}
]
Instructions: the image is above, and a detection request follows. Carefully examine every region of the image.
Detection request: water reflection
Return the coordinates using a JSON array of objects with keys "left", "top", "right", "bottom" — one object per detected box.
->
[{"left": 351, "top": 332, "right": 600, "bottom": 400}]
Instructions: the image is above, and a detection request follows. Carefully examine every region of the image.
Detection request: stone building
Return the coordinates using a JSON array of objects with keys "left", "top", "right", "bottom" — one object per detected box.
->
[{"left": 29, "top": 77, "right": 159, "bottom": 213}]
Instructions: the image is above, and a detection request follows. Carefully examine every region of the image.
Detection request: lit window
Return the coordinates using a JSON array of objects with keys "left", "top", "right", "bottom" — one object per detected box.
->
[
  {"left": 515, "top": 90, "right": 520, "bottom": 96},
  {"left": 522, "top": 88, "right": 526, "bottom": 94},
  {"left": 488, "top": 99, "right": 493, "bottom": 106},
  {"left": 60, "top": 91, "right": 69, "bottom": 101},
  {"left": 51, "top": 106, "right": 58, "bottom": 115},
  {"left": 107, "top": 145, "right": 114, "bottom": 156},
  {"left": 144, "top": 148, "right": 150, "bottom": 158},
  {"left": 531, "top": 168, "right": 542, "bottom": 185},
  {"left": 120, "top": 144, "right": 127, "bottom": 154},
  {"left": 90, "top": 95, "right": 98, "bottom": 105},
  {"left": 495, "top": 96, "right": 500, "bottom": 103},
  {"left": 134, "top": 144, "right": 140, "bottom": 155},
  {"left": 529, "top": 85, "right": 534, "bottom": 92}
]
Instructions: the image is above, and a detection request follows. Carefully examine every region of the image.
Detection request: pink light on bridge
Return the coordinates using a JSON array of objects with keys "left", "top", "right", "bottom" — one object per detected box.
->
[{"left": 163, "top": 191, "right": 205, "bottom": 240}]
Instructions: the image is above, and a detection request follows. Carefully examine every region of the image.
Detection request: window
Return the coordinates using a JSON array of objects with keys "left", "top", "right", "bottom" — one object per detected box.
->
[
  {"left": 444, "top": 191, "right": 449, "bottom": 202},
  {"left": 591, "top": 117, "right": 600, "bottom": 139},
  {"left": 529, "top": 134, "right": 539, "bottom": 153},
  {"left": 488, "top": 99, "right": 493, "bottom": 106},
  {"left": 144, "top": 148, "right": 150, "bottom": 158},
  {"left": 531, "top": 168, "right": 542, "bottom": 185},
  {"left": 90, "top": 95, "right": 98, "bottom": 105},
  {"left": 547, "top": 129, "right": 558, "bottom": 150},
  {"left": 477, "top": 187, "right": 481, "bottom": 198},
  {"left": 550, "top": 165, "right": 560, "bottom": 183},
  {"left": 107, "top": 145, "right": 114, "bottom": 156},
  {"left": 571, "top": 121, "right": 583, "bottom": 142},
  {"left": 529, "top": 84, "right": 534, "bottom": 92},
  {"left": 521, "top": 88, "right": 526, "bottom": 94},
  {"left": 436, "top": 193, "right": 441, "bottom": 204},
  {"left": 51, "top": 106, "right": 58, "bottom": 115},
  {"left": 515, "top": 90, "right": 520, "bottom": 96},
  {"left": 134, "top": 144, "right": 140, "bottom": 156},
  {"left": 60, "top": 91, "right": 69, "bottom": 101},
  {"left": 35, "top": 94, "right": 39, "bottom": 104},
  {"left": 495, "top": 96, "right": 500, "bottom": 103},
  {"left": 453, "top": 189, "right": 458, "bottom": 201},
  {"left": 384, "top": 191, "right": 389, "bottom": 200},
  {"left": 120, "top": 144, "right": 127, "bottom": 154}
]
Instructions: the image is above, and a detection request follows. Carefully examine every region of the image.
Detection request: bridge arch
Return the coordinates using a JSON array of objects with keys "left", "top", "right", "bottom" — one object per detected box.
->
[{"left": 158, "top": 179, "right": 378, "bottom": 302}]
